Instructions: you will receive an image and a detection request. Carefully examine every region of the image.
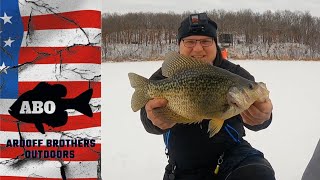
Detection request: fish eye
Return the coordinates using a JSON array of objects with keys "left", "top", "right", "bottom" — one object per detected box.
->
[{"left": 249, "top": 83, "right": 254, "bottom": 90}]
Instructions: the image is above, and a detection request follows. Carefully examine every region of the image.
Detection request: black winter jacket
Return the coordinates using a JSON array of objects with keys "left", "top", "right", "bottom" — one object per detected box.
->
[{"left": 140, "top": 58, "right": 272, "bottom": 170}]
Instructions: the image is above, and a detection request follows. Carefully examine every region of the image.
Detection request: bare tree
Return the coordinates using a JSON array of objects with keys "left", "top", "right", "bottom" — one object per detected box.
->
[{"left": 103, "top": 10, "right": 320, "bottom": 61}]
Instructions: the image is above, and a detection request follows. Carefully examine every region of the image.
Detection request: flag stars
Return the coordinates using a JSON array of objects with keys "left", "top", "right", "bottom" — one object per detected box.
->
[
  {"left": 0, "top": 62, "right": 10, "bottom": 74},
  {"left": 4, "top": 37, "right": 15, "bottom": 47},
  {"left": 0, "top": 12, "right": 13, "bottom": 24}
]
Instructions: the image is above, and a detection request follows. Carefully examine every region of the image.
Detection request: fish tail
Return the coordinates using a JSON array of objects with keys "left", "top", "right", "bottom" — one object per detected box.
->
[
  {"left": 73, "top": 88, "right": 93, "bottom": 117},
  {"left": 208, "top": 118, "right": 225, "bottom": 138},
  {"left": 128, "top": 73, "right": 150, "bottom": 112}
]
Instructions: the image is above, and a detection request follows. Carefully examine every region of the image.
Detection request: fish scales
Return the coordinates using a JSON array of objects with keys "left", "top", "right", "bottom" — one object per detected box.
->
[{"left": 149, "top": 70, "right": 232, "bottom": 120}]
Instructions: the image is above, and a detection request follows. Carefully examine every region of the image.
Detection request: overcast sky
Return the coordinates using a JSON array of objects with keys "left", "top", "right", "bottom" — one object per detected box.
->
[{"left": 103, "top": 0, "right": 320, "bottom": 17}]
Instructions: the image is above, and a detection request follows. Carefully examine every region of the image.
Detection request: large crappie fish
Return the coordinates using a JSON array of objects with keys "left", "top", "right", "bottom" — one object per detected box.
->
[{"left": 128, "top": 52, "right": 269, "bottom": 137}]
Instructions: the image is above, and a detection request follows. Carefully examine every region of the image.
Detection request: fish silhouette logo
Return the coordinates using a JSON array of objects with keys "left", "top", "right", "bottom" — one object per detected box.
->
[{"left": 8, "top": 82, "right": 93, "bottom": 134}]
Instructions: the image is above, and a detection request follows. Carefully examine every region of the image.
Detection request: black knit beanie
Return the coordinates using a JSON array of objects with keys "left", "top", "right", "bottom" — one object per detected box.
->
[{"left": 177, "top": 13, "right": 218, "bottom": 43}]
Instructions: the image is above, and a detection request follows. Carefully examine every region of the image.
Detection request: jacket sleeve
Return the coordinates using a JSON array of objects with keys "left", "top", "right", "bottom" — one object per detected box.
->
[
  {"left": 220, "top": 60, "right": 273, "bottom": 131},
  {"left": 139, "top": 68, "right": 167, "bottom": 135}
]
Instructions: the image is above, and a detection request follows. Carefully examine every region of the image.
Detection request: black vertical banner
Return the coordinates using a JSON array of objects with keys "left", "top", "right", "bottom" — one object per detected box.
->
[{"left": 0, "top": 0, "right": 101, "bottom": 179}]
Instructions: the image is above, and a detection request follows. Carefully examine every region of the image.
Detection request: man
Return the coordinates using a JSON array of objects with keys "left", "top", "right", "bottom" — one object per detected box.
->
[
  {"left": 302, "top": 139, "right": 320, "bottom": 180},
  {"left": 140, "top": 13, "right": 275, "bottom": 180}
]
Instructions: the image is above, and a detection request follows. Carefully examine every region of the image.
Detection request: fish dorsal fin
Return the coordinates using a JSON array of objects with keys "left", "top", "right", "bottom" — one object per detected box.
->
[
  {"left": 162, "top": 51, "right": 209, "bottom": 77},
  {"left": 34, "top": 82, "right": 50, "bottom": 91}
]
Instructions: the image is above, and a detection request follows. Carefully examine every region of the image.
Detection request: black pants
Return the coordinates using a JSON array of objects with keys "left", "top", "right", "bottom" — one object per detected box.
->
[{"left": 163, "top": 142, "right": 275, "bottom": 180}]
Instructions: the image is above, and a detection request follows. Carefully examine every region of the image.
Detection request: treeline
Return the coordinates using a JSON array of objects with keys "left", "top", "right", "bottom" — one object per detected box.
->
[{"left": 102, "top": 9, "right": 320, "bottom": 60}]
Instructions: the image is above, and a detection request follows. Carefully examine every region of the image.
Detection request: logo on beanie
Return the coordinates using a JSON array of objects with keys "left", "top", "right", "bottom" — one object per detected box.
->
[{"left": 191, "top": 15, "right": 200, "bottom": 24}]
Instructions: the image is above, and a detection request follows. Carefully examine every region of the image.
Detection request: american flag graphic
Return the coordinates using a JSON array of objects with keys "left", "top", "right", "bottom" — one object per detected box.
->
[{"left": 0, "top": 0, "right": 101, "bottom": 179}]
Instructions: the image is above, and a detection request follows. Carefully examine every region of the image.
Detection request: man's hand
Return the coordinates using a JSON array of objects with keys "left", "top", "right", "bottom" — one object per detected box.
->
[
  {"left": 145, "top": 98, "right": 176, "bottom": 130},
  {"left": 240, "top": 98, "right": 273, "bottom": 126}
]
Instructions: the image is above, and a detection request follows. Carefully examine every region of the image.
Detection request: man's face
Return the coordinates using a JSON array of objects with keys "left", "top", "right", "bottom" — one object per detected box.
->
[{"left": 179, "top": 35, "right": 217, "bottom": 65}]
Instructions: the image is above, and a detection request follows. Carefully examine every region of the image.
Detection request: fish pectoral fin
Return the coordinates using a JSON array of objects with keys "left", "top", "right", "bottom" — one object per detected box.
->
[
  {"left": 35, "top": 122, "right": 45, "bottom": 134},
  {"left": 152, "top": 107, "right": 193, "bottom": 124},
  {"left": 208, "top": 118, "right": 225, "bottom": 138}
]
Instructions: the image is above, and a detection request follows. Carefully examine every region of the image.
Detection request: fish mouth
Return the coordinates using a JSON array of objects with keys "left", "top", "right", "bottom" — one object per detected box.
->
[
  {"left": 8, "top": 109, "right": 16, "bottom": 117},
  {"left": 256, "top": 82, "right": 270, "bottom": 101}
]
